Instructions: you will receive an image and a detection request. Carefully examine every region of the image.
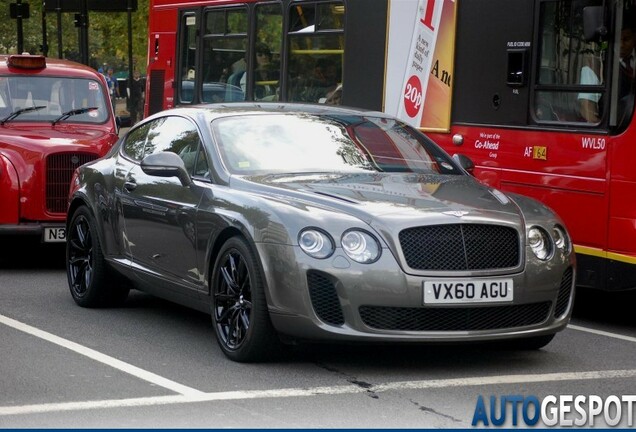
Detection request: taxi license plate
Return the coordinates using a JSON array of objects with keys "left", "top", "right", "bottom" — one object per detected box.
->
[
  {"left": 43, "top": 227, "right": 66, "bottom": 243},
  {"left": 423, "top": 279, "right": 513, "bottom": 304}
]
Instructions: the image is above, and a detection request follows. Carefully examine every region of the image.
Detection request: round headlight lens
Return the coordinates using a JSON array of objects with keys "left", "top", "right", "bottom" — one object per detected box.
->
[
  {"left": 528, "top": 227, "right": 552, "bottom": 260},
  {"left": 553, "top": 225, "right": 569, "bottom": 252},
  {"left": 298, "top": 229, "right": 334, "bottom": 259},
  {"left": 341, "top": 230, "right": 381, "bottom": 264}
]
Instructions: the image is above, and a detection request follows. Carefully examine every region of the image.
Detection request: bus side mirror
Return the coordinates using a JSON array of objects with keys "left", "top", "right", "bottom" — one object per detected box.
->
[{"left": 583, "top": 6, "right": 607, "bottom": 42}]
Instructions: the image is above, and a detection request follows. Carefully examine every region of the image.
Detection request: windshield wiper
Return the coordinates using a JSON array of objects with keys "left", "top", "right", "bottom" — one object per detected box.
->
[
  {"left": 52, "top": 107, "right": 98, "bottom": 125},
  {"left": 0, "top": 106, "right": 47, "bottom": 125}
]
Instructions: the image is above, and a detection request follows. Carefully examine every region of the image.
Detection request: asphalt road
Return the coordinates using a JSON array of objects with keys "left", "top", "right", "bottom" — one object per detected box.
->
[{"left": 1, "top": 238, "right": 636, "bottom": 428}]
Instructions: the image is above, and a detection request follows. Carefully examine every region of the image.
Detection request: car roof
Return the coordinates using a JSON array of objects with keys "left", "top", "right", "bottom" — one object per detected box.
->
[
  {"left": 148, "top": 102, "right": 384, "bottom": 123},
  {"left": 0, "top": 55, "right": 103, "bottom": 79}
]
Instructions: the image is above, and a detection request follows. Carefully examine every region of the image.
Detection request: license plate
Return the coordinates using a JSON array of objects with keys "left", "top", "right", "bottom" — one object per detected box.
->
[
  {"left": 43, "top": 227, "right": 66, "bottom": 243},
  {"left": 423, "top": 278, "right": 514, "bottom": 304}
]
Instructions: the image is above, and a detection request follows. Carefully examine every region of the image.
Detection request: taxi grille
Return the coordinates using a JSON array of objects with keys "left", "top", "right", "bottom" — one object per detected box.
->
[
  {"left": 46, "top": 152, "right": 98, "bottom": 213},
  {"left": 359, "top": 302, "right": 551, "bottom": 331},
  {"left": 399, "top": 224, "right": 520, "bottom": 271}
]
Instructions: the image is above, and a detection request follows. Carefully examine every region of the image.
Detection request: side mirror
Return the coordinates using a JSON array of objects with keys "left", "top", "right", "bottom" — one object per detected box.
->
[
  {"left": 140, "top": 151, "right": 192, "bottom": 186},
  {"left": 452, "top": 153, "right": 475, "bottom": 175},
  {"left": 583, "top": 6, "right": 607, "bottom": 42}
]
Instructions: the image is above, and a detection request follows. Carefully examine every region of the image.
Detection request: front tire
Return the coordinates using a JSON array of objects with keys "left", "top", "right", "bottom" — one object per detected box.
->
[
  {"left": 211, "top": 236, "right": 280, "bottom": 362},
  {"left": 66, "top": 206, "right": 129, "bottom": 307}
]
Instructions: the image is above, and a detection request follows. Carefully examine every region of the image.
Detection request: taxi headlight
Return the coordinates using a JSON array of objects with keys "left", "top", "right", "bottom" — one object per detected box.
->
[
  {"left": 298, "top": 229, "right": 334, "bottom": 259},
  {"left": 528, "top": 226, "right": 552, "bottom": 260},
  {"left": 341, "top": 230, "right": 381, "bottom": 264}
]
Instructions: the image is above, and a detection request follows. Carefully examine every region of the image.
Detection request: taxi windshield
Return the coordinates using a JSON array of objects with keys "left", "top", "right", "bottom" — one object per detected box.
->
[{"left": 0, "top": 76, "right": 109, "bottom": 124}]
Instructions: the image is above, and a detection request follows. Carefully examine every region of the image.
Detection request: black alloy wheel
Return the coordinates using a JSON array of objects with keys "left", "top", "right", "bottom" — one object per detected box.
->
[
  {"left": 212, "top": 236, "right": 280, "bottom": 362},
  {"left": 67, "top": 212, "right": 95, "bottom": 300},
  {"left": 214, "top": 247, "right": 253, "bottom": 350},
  {"left": 66, "top": 206, "right": 128, "bottom": 307}
]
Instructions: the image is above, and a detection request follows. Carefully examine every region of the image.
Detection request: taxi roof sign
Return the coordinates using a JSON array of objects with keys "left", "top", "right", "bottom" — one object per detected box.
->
[{"left": 7, "top": 55, "right": 46, "bottom": 69}]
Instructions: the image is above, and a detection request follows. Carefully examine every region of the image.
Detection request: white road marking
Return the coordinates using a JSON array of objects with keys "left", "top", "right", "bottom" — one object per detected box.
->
[
  {"left": 0, "top": 314, "right": 205, "bottom": 397},
  {"left": 2, "top": 369, "right": 636, "bottom": 416},
  {"left": 568, "top": 324, "right": 636, "bottom": 343},
  {"left": 3, "top": 314, "right": 636, "bottom": 416}
]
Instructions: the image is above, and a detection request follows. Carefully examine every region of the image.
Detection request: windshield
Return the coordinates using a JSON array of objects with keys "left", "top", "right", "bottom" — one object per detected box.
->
[
  {"left": 0, "top": 76, "right": 109, "bottom": 124},
  {"left": 212, "top": 113, "right": 461, "bottom": 175}
]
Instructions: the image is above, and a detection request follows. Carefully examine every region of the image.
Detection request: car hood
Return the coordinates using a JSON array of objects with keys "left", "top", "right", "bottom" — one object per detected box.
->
[
  {"left": 0, "top": 124, "right": 116, "bottom": 154},
  {"left": 233, "top": 172, "right": 522, "bottom": 226}
]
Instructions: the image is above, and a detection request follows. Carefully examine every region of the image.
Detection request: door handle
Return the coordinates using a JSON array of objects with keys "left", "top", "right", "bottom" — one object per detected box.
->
[{"left": 124, "top": 181, "right": 137, "bottom": 192}]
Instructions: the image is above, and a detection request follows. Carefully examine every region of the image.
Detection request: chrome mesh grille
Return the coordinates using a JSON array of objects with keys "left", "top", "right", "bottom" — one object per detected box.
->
[
  {"left": 359, "top": 302, "right": 551, "bottom": 331},
  {"left": 307, "top": 271, "right": 344, "bottom": 326},
  {"left": 399, "top": 224, "right": 520, "bottom": 271},
  {"left": 46, "top": 153, "right": 98, "bottom": 213},
  {"left": 555, "top": 266, "right": 574, "bottom": 318}
]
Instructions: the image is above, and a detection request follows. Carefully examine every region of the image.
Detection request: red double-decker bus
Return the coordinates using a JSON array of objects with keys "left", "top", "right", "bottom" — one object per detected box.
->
[{"left": 146, "top": 0, "right": 636, "bottom": 291}]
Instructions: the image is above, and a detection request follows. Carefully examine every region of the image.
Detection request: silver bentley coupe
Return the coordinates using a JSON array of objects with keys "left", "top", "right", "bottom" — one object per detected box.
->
[{"left": 66, "top": 103, "right": 576, "bottom": 362}]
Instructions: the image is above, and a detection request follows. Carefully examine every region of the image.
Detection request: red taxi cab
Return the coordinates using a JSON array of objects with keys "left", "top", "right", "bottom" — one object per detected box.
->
[{"left": 0, "top": 54, "right": 118, "bottom": 243}]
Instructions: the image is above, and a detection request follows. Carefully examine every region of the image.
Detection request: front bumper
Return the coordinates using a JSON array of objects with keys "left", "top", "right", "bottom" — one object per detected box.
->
[
  {"left": 0, "top": 222, "right": 66, "bottom": 242},
  {"left": 256, "top": 242, "right": 575, "bottom": 343}
]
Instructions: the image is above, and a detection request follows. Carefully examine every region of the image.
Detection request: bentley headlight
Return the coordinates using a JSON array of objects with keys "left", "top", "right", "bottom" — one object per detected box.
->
[
  {"left": 528, "top": 226, "right": 552, "bottom": 260},
  {"left": 299, "top": 229, "right": 334, "bottom": 259},
  {"left": 552, "top": 225, "right": 570, "bottom": 253},
  {"left": 341, "top": 230, "right": 381, "bottom": 264}
]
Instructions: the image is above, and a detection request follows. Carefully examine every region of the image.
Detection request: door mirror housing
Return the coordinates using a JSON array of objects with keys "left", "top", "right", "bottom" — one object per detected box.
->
[
  {"left": 583, "top": 6, "right": 607, "bottom": 42},
  {"left": 141, "top": 151, "right": 192, "bottom": 186}
]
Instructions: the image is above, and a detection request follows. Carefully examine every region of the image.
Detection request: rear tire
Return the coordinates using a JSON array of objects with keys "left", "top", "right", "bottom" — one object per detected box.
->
[
  {"left": 211, "top": 236, "right": 280, "bottom": 362},
  {"left": 66, "top": 206, "right": 129, "bottom": 307}
]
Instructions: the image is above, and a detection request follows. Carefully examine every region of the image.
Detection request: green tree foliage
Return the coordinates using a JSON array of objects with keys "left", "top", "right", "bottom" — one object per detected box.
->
[{"left": 0, "top": 1, "right": 149, "bottom": 74}]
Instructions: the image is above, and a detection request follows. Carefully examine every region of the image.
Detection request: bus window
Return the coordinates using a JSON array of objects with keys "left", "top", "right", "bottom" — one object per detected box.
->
[
  {"left": 613, "top": 11, "right": 636, "bottom": 129},
  {"left": 249, "top": 3, "right": 282, "bottom": 101},
  {"left": 287, "top": 1, "right": 345, "bottom": 104},
  {"left": 200, "top": 7, "right": 248, "bottom": 103},
  {"left": 179, "top": 14, "right": 198, "bottom": 104},
  {"left": 534, "top": 0, "right": 607, "bottom": 124}
]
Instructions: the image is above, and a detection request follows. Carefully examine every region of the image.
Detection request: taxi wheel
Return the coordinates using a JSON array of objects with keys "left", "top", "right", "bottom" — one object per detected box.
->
[
  {"left": 211, "top": 236, "right": 280, "bottom": 362},
  {"left": 66, "top": 206, "right": 129, "bottom": 308}
]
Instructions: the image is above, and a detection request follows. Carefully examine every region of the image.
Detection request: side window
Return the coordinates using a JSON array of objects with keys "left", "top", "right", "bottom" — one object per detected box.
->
[
  {"left": 123, "top": 122, "right": 151, "bottom": 161},
  {"left": 287, "top": 1, "right": 345, "bottom": 104},
  {"left": 250, "top": 4, "right": 282, "bottom": 101},
  {"left": 613, "top": 10, "right": 636, "bottom": 129},
  {"left": 144, "top": 116, "right": 209, "bottom": 178},
  {"left": 201, "top": 7, "right": 248, "bottom": 103},
  {"left": 534, "top": 0, "right": 606, "bottom": 124},
  {"left": 179, "top": 13, "right": 198, "bottom": 104}
]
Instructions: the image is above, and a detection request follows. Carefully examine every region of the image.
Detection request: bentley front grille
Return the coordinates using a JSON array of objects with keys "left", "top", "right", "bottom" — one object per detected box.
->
[
  {"left": 46, "top": 153, "right": 98, "bottom": 213},
  {"left": 399, "top": 224, "right": 520, "bottom": 271}
]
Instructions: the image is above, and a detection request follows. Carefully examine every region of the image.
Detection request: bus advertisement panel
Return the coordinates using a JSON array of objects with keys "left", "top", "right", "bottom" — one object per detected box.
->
[{"left": 385, "top": 0, "right": 457, "bottom": 132}]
